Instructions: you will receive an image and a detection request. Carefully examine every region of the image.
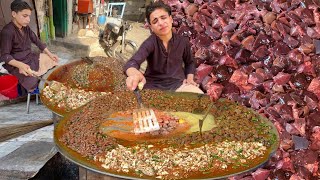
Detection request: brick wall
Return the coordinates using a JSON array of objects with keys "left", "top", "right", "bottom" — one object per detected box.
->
[{"left": 122, "top": 0, "right": 147, "bottom": 22}]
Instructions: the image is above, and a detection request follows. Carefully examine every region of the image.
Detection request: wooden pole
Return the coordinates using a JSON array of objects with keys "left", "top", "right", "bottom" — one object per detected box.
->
[
  {"left": 67, "top": 0, "right": 73, "bottom": 35},
  {"left": 48, "top": 0, "right": 55, "bottom": 40}
]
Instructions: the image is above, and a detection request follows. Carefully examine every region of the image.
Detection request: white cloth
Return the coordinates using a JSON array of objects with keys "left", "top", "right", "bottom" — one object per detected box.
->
[
  {"left": 175, "top": 84, "right": 204, "bottom": 94},
  {"left": 0, "top": 62, "right": 9, "bottom": 74}
]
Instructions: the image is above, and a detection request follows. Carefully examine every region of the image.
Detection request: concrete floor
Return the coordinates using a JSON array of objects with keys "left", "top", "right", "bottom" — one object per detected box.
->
[
  {"left": 0, "top": 21, "right": 150, "bottom": 179},
  {"left": 0, "top": 53, "right": 67, "bottom": 179}
]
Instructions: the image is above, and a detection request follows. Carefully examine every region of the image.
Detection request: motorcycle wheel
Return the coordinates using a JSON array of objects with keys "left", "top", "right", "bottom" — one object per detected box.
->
[{"left": 113, "top": 40, "right": 137, "bottom": 62}]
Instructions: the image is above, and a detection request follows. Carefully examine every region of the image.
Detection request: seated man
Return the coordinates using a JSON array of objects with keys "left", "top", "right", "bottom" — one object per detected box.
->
[
  {"left": 0, "top": 0, "right": 58, "bottom": 92},
  {"left": 123, "top": 1, "right": 203, "bottom": 94}
]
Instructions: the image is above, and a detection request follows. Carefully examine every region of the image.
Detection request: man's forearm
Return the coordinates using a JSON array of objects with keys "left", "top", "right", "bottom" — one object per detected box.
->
[
  {"left": 8, "top": 59, "right": 23, "bottom": 69},
  {"left": 43, "top": 48, "right": 51, "bottom": 55},
  {"left": 8, "top": 59, "right": 33, "bottom": 76}
]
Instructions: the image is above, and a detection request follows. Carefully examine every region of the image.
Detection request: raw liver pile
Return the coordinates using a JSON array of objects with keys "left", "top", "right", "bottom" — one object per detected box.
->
[{"left": 162, "top": 0, "right": 320, "bottom": 179}]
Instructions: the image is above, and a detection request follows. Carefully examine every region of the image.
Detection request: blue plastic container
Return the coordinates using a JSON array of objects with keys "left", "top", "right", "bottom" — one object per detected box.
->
[{"left": 98, "top": 15, "right": 106, "bottom": 26}]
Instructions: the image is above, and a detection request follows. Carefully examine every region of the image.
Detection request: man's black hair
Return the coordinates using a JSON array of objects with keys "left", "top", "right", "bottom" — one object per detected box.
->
[
  {"left": 146, "top": 1, "right": 171, "bottom": 24},
  {"left": 11, "top": 0, "right": 32, "bottom": 13}
]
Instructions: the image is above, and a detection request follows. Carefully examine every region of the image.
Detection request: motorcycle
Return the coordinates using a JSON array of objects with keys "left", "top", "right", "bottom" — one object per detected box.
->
[{"left": 99, "top": 18, "right": 138, "bottom": 62}]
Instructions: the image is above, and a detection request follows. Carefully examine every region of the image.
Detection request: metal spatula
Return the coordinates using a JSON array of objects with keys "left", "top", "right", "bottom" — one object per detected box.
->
[
  {"left": 133, "top": 83, "right": 160, "bottom": 134},
  {"left": 199, "top": 102, "right": 215, "bottom": 160},
  {"left": 35, "top": 75, "right": 64, "bottom": 92},
  {"left": 199, "top": 102, "right": 215, "bottom": 136},
  {"left": 30, "top": 70, "right": 61, "bottom": 91},
  {"left": 34, "top": 75, "right": 54, "bottom": 86},
  {"left": 28, "top": 69, "right": 53, "bottom": 85},
  {"left": 82, "top": 56, "right": 94, "bottom": 65}
]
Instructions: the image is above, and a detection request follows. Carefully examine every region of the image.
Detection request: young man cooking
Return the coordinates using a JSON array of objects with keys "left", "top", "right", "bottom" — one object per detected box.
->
[
  {"left": 0, "top": 0, "right": 58, "bottom": 92},
  {"left": 123, "top": 1, "right": 203, "bottom": 94}
]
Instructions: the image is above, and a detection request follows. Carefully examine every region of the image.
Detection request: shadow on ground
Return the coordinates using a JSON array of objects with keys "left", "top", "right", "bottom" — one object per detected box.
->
[{"left": 30, "top": 153, "right": 79, "bottom": 180}]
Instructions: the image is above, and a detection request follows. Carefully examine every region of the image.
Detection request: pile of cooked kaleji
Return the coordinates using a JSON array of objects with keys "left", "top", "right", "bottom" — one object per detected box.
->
[{"left": 161, "top": 0, "right": 320, "bottom": 179}]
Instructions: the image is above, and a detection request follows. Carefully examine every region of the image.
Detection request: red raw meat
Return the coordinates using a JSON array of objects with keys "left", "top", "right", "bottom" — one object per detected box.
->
[
  {"left": 276, "top": 157, "right": 295, "bottom": 173},
  {"left": 168, "top": 0, "right": 320, "bottom": 178},
  {"left": 206, "top": 83, "right": 223, "bottom": 101},
  {"left": 292, "top": 118, "right": 306, "bottom": 136},
  {"left": 307, "top": 77, "right": 320, "bottom": 100},
  {"left": 195, "top": 64, "right": 214, "bottom": 84},
  {"left": 289, "top": 174, "right": 304, "bottom": 180},
  {"left": 252, "top": 168, "right": 270, "bottom": 180},
  {"left": 219, "top": 55, "right": 239, "bottom": 69},
  {"left": 273, "top": 72, "right": 291, "bottom": 85},
  {"left": 310, "top": 126, "right": 320, "bottom": 151},
  {"left": 229, "top": 69, "right": 248, "bottom": 87}
]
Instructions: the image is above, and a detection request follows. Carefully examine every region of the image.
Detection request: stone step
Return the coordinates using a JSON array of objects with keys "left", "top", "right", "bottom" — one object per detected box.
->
[{"left": 0, "top": 140, "right": 56, "bottom": 179}]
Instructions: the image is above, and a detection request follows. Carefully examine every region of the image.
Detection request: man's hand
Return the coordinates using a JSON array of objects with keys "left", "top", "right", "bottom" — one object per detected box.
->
[
  {"left": 44, "top": 48, "right": 59, "bottom": 62},
  {"left": 18, "top": 63, "right": 33, "bottom": 76},
  {"left": 126, "top": 75, "right": 146, "bottom": 91},
  {"left": 49, "top": 53, "right": 59, "bottom": 62},
  {"left": 126, "top": 67, "right": 146, "bottom": 91},
  {"left": 183, "top": 74, "right": 198, "bottom": 86}
]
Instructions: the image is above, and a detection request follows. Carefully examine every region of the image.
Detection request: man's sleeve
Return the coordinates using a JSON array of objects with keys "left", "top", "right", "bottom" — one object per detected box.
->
[
  {"left": 123, "top": 38, "right": 154, "bottom": 74},
  {"left": 29, "top": 27, "right": 47, "bottom": 51},
  {"left": 183, "top": 37, "right": 195, "bottom": 75},
  {"left": 0, "top": 28, "right": 14, "bottom": 64}
]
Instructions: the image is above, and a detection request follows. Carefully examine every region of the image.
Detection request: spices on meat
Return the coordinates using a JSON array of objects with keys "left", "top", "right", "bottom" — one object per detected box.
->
[
  {"left": 95, "top": 141, "right": 266, "bottom": 179},
  {"left": 42, "top": 81, "right": 109, "bottom": 111}
]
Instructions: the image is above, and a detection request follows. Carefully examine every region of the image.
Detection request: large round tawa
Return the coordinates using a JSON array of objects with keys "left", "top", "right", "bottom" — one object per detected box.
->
[{"left": 54, "top": 90, "right": 280, "bottom": 179}]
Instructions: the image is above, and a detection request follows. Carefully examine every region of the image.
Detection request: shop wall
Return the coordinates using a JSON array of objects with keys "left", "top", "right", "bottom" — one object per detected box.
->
[{"left": 0, "top": 0, "right": 38, "bottom": 35}]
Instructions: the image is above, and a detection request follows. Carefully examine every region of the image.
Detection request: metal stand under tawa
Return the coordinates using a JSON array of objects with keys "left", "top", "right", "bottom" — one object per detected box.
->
[
  {"left": 79, "top": 167, "right": 122, "bottom": 180},
  {"left": 52, "top": 112, "right": 63, "bottom": 127}
]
